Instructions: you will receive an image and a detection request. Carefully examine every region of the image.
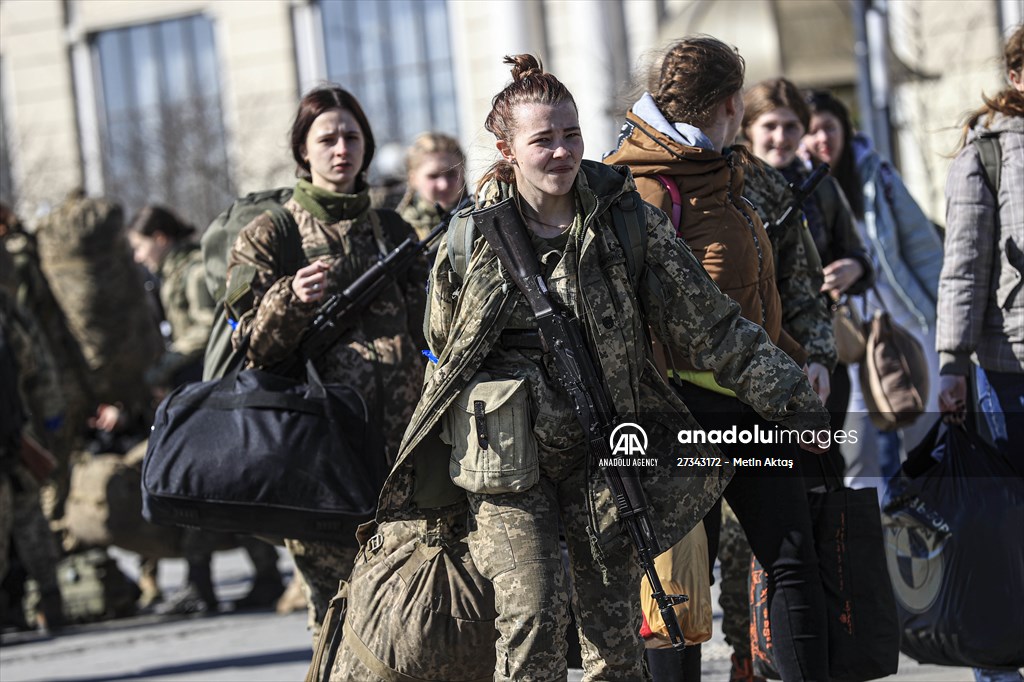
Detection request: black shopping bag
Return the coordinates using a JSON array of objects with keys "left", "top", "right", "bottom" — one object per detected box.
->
[
  {"left": 883, "top": 422, "right": 1024, "bottom": 669},
  {"left": 751, "top": 474, "right": 900, "bottom": 680}
]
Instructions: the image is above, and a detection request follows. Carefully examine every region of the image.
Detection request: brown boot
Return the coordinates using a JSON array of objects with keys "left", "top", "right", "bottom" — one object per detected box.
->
[
  {"left": 276, "top": 573, "right": 307, "bottom": 615},
  {"left": 730, "top": 653, "right": 766, "bottom": 682}
]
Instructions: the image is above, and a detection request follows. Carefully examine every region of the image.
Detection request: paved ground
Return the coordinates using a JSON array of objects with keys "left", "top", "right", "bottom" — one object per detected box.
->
[{"left": 0, "top": 546, "right": 985, "bottom": 681}]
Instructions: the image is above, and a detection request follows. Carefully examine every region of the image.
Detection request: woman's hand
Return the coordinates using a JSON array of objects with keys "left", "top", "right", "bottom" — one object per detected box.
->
[
  {"left": 821, "top": 258, "right": 864, "bottom": 298},
  {"left": 89, "top": 403, "right": 125, "bottom": 433},
  {"left": 292, "top": 260, "right": 330, "bottom": 303},
  {"left": 804, "top": 362, "right": 831, "bottom": 405},
  {"left": 938, "top": 374, "right": 968, "bottom": 425}
]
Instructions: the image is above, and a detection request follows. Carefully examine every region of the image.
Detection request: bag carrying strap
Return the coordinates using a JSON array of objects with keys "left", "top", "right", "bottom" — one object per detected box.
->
[
  {"left": 307, "top": 586, "right": 348, "bottom": 682},
  {"left": 654, "top": 174, "right": 683, "bottom": 234},
  {"left": 446, "top": 210, "right": 478, "bottom": 285},
  {"left": 972, "top": 133, "right": 1002, "bottom": 197},
  {"left": 609, "top": 191, "right": 648, "bottom": 290}
]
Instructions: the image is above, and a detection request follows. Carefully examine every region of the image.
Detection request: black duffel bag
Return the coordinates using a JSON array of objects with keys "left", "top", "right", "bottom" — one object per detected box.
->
[{"left": 142, "top": 361, "right": 386, "bottom": 545}]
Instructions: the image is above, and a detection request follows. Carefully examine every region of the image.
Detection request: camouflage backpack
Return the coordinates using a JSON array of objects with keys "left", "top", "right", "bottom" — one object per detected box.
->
[{"left": 35, "top": 196, "right": 163, "bottom": 405}]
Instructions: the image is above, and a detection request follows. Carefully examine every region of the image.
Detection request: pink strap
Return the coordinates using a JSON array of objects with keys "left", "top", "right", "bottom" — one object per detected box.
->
[{"left": 654, "top": 174, "right": 683, "bottom": 235}]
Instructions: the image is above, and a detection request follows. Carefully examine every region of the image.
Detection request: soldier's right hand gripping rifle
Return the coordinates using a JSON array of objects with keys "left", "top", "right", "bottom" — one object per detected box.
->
[
  {"left": 762, "top": 162, "right": 830, "bottom": 241},
  {"left": 472, "top": 198, "right": 690, "bottom": 651},
  {"left": 271, "top": 197, "right": 472, "bottom": 377}
]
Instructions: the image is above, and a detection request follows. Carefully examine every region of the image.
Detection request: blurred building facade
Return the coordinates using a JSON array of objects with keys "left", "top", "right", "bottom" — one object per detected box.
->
[{"left": 0, "top": 0, "right": 1017, "bottom": 229}]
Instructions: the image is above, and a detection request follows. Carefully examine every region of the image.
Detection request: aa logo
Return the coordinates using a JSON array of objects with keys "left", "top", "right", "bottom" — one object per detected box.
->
[
  {"left": 609, "top": 422, "right": 648, "bottom": 457},
  {"left": 884, "top": 525, "right": 946, "bottom": 613}
]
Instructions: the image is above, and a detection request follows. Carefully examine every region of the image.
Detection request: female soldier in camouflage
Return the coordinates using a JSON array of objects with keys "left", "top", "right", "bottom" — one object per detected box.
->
[
  {"left": 375, "top": 54, "right": 830, "bottom": 681},
  {"left": 129, "top": 206, "right": 215, "bottom": 388},
  {"left": 396, "top": 132, "right": 467, "bottom": 240},
  {"left": 227, "top": 85, "right": 427, "bottom": 635}
]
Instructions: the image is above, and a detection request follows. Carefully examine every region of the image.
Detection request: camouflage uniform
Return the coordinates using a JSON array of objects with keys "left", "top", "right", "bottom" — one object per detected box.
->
[
  {"left": 3, "top": 229, "right": 93, "bottom": 519},
  {"left": 228, "top": 181, "right": 427, "bottom": 631},
  {"left": 710, "top": 161, "right": 839, "bottom": 663},
  {"left": 0, "top": 291, "right": 65, "bottom": 604},
  {"left": 375, "top": 161, "right": 829, "bottom": 681},
  {"left": 742, "top": 161, "right": 836, "bottom": 370},
  {"left": 397, "top": 192, "right": 445, "bottom": 241},
  {"left": 149, "top": 244, "right": 216, "bottom": 383}
]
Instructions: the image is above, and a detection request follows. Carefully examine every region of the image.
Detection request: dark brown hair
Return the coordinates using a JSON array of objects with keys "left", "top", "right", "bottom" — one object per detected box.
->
[
  {"left": 481, "top": 54, "right": 577, "bottom": 186},
  {"left": 651, "top": 36, "right": 745, "bottom": 129},
  {"left": 128, "top": 205, "right": 196, "bottom": 241},
  {"left": 290, "top": 85, "right": 376, "bottom": 183},
  {"left": 958, "top": 24, "right": 1024, "bottom": 149},
  {"left": 805, "top": 90, "right": 864, "bottom": 219},
  {"left": 742, "top": 78, "right": 810, "bottom": 134}
]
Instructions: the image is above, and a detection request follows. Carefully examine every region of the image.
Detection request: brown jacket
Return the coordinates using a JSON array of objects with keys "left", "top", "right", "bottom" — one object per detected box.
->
[{"left": 604, "top": 111, "right": 806, "bottom": 368}]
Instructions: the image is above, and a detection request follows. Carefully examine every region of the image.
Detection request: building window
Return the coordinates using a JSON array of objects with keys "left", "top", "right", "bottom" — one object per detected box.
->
[
  {"left": 318, "top": 0, "right": 459, "bottom": 157},
  {"left": 92, "top": 15, "right": 232, "bottom": 228}
]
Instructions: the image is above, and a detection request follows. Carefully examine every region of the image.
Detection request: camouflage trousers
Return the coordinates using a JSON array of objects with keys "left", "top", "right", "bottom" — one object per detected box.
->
[
  {"left": 285, "top": 538, "right": 358, "bottom": 641},
  {"left": 466, "top": 468, "right": 645, "bottom": 682},
  {"left": 719, "top": 499, "right": 753, "bottom": 657},
  {"left": 1, "top": 466, "right": 61, "bottom": 595}
]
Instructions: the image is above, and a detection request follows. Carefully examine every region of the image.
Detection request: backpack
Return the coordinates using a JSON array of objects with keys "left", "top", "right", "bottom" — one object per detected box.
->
[
  {"left": 200, "top": 188, "right": 300, "bottom": 380},
  {"left": 26, "top": 548, "right": 140, "bottom": 624},
  {"left": 973, "top": 133, "right": 1002, "bottom": 197},
  {"left": 653, "top": 174, "right": 684, "bottom": 234},
  {"left": 35, "top": 196, "right": 164, "bottom": 404},
  {"left": 64, "top": 442, "right": 184, "bottom": 559},
  {"left": 446, "top": 191, "right": 648, "bottom": 288}
]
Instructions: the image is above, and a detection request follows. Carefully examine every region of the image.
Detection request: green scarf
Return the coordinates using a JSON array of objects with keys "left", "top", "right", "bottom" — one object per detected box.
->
[{"left": 293, "top": 179, "right": 370, "bottom": 223}]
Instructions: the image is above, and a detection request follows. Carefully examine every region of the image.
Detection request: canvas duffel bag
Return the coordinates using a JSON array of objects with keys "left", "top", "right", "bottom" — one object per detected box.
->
[
  {"left": 142, "top": 361, "right": 386, "bottom": 544},
  {"left": 308, "top": 516, "right": 498, "bottom": 682}
]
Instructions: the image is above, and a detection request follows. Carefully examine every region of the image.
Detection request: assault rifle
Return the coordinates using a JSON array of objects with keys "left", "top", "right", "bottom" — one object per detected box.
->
[
  {"left": 472, "top": 199, "right": 690, "bottom": 650},
  {"left": 271, "top": 199, "right": 470, "bottom": 377},
  {"left": 762, "top": 162, "right": 830, "bottom": 241}
]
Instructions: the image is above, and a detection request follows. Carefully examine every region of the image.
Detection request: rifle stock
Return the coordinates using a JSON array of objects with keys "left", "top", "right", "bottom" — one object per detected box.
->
[{"left": 473, "top": 198, "right": 690, "bottom": 650}]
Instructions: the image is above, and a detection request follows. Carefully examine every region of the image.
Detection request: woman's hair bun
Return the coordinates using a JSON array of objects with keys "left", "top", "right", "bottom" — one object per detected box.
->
[{"left": 504, "top": 54, "right": 544, "bottom": 82}]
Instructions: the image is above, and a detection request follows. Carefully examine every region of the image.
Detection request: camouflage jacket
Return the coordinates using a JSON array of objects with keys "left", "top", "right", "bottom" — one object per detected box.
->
[
  {"left": 377, "top": 161, "right": 830, "bottom": 552},
  {"left": 228, "top": 184, "right": 428, "bottom": 457},
  {"left": 2, "top": 231, "right": 94, "bottom": 419},
  {"left": 0, "top": 289, "right": 65, "bottom": 444},
  {"left": 742, "top": 161, "right": 838, "bottom": 370},
  {"left": 158, "top": 244, "right": 216, "bottom": 360}
]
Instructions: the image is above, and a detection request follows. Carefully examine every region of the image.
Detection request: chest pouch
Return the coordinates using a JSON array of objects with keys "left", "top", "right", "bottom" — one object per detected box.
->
[{"left": 442, "top": 373, "right": 539, "bottom": 494}]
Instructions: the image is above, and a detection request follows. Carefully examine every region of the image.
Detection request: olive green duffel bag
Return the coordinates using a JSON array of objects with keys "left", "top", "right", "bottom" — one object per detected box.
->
[{"left": 307, "top": 514, "right": 497, "bottom": 682}]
